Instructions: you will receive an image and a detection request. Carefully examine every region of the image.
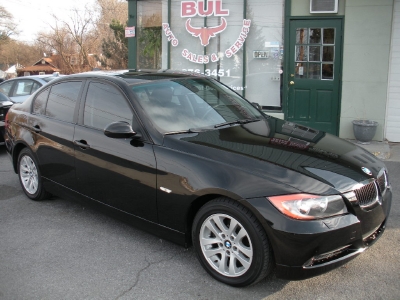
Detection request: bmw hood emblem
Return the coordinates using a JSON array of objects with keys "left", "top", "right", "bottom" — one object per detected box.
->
[{"left": 361, "top": 167, "right": 372, "bottom": 176}]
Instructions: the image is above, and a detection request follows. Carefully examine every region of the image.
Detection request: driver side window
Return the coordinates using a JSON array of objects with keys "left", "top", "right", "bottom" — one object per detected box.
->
[{"left": 84, "top": 82, "right": 133, "bottom": 130}]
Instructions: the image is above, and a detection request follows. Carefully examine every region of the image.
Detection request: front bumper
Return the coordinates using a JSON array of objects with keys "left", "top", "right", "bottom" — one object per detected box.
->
[{"left": 245, "top": 187, "right": 392, "bottom": 280}]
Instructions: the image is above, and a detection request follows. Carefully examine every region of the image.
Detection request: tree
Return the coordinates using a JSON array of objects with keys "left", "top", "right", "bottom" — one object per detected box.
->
[
  {"left": 36, "top": 5, "right": 99, "bottom": 74},
  {"left": 100, "top": 19, "right": 128, "bottom": 69},
  {"left": 96, "top": 0, "right": 128, "bottom": 69},
  {"left": 62, "top": 7, "right": 98, "bottom": 69},
  {"left": 37, "top": 24, "right": 76, "bottom": 74},
  {"left": 0, "top": 40, "right": 44, "bottom": 68},
  {"left": 96, "top": 0, "right": 127, "bottom": 26},
  {"left": 0, "top": 5, "right": 18, "bottom": 45}
]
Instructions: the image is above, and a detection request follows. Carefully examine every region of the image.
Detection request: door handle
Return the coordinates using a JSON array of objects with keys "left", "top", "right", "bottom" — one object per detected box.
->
[
  {"left": 289, "top": 81, "right": 295, "bottom": 85},
  {"left": 74, "top": 140, "right": 90, "bottom": 150}
]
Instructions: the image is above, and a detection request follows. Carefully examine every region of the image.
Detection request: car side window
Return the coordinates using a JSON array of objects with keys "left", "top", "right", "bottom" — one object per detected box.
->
[
  {"left": 0, "top": 81, "right": 14, "bottom": 96},
  {"left": 12, "top": 80, "right": 37, "bottom": 97},
  {"left": 45, "top": 81, "right": 82, "bottom": 123},
  {"left": 33, "top": 87, "right": 50, "bottom": 115},
  {"left": 84, "top": 82, "right": 133, "bottom": 130}
]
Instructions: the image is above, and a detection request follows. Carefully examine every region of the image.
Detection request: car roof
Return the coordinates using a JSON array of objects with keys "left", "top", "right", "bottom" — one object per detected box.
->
[
  {"left": 68, "top": 69, "right": 207, "bottom": 85},
  {"left": 1, "top": 74, "right": 61, "bottom": 82}
]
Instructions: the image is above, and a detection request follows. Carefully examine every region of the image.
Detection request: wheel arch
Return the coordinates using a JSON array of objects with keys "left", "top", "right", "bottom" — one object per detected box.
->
[
  {"left": 185, "top": 193, "right": 222, "bottom": 246},
  {"left": 185, "top": 193, "right": 274, "bottom": 250},
  {"left": 12, "top": 142, "right": 29, "bottom": 173}
]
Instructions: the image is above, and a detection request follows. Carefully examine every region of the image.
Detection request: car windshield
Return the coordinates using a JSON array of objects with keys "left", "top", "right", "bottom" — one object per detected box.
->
[{"left": 131, "top": 78, "right": 264, "bottom": 133}]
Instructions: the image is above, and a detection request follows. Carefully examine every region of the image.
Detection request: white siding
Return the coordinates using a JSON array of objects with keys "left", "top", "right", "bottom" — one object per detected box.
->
[{"left": 386, "top": 0, "right": 400, "bottom": 142}]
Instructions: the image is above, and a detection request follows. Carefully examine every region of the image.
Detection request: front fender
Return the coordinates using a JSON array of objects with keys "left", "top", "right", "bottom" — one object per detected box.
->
[{"left": 153, "top": 145, "right": 301, "bottom": 233}]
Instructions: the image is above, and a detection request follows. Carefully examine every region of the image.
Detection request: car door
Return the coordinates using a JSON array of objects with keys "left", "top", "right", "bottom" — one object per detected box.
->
[
  {"left": 31, "top": 80, "right": 84, "bottom": 189},
  {"left": 73, "top": 80, "right": 158, "bottom": 222}
]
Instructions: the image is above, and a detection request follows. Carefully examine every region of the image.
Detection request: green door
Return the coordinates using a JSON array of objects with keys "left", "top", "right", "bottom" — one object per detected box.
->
[{"left": 286, "top": 19, "right": 343, "bottom": 135}]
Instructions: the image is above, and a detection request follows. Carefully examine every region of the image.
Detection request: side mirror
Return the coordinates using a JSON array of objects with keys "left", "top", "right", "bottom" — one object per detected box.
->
[
  {"left": 251, "top": 102, "right": 261, "bottom": 110},
  {"left": 104, "top": 121, "right": 139, "bottom": 139}
]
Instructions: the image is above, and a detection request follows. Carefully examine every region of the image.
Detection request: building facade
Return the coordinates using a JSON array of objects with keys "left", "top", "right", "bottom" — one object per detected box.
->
[{"left": 126, "top": 0, "right": 399, "bottom": 142}]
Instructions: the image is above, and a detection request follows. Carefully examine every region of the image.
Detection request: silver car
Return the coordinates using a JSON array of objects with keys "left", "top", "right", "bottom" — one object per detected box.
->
[{"left": 0, "top": 75, "right": 61, "bottom": 103}]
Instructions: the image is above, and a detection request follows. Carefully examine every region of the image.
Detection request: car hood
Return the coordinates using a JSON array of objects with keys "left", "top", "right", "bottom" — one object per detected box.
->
[{"left": 163, "top": 116, "right": 386, "bottom": 195}]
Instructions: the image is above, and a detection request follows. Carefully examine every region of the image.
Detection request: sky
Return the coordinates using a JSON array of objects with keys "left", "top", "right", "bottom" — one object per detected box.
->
[{"left": 2, "top": 0, "right": 96, "bottom": 43}]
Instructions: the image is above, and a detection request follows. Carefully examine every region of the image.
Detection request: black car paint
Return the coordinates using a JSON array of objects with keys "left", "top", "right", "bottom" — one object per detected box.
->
[{"left": 4, "top": 72, "right": 392, "bottom": 281}]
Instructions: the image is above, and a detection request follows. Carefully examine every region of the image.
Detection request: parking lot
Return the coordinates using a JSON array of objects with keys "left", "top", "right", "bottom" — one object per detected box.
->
[{"left": 1, "top": 145, "right": 399, "bottom": 300}]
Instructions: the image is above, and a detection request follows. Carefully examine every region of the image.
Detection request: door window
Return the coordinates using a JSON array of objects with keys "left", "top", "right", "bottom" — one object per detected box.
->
[
  {"left": 83, "top": 82, "right": 133, "bottom": 130},
  {"left": 295, "top": 27, "right": 335, "bottom": 80},
  {"left": 12, "top": 80, "right": 41, "bottom": 96},
  {"left": 45, "top": 81, "right": 82, "bottom": 122}
]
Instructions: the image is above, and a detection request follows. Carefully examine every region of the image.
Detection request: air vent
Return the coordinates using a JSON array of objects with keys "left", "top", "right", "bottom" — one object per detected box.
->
[{"left": 310, "top": 0, "right": 338, "bottom": 13}]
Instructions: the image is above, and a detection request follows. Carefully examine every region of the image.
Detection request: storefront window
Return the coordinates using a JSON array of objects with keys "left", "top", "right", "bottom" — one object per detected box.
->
[
  {"left": 245, "top": 0, "right": 284, "bottom": 109},
  {"left": 136, "top": 0, "right": 284, "bottom": 109},
  {"left": 137, "top": 1, "right": 163, "bottom": 69}
]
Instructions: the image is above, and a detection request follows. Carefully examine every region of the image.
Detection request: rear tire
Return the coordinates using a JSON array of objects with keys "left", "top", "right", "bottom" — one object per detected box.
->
[
  {"left": 17, "top": 148, "right": 50, "bottom": 201},
  {"left": 192, "top": 197, "right": 273, "bottom": 287}
]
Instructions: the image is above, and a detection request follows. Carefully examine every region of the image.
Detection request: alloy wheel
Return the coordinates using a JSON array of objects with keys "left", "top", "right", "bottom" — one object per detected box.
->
[
  {"left": 19, "top": 155, "right": 39, "bottom": 195},
  {"left": 199, "top": 213, "right": 253, "bottom": 277}
]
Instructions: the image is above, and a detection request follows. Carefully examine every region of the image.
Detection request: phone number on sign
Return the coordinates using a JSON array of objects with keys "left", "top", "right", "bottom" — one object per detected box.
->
[{"left": 182, "top": 69, "right": 231, "bottom": 77}]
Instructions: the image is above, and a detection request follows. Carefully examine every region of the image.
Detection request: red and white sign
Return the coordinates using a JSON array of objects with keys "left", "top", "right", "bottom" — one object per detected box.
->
[
  {"left": 162, "top": 24, "right": 179, "bottom": 46},
  {"left": 161, "top": 0, "right": 251, "bottom": 65},
  {"left": 125, "top": 26, "right": 135, "bottom": 38},
  {"left": 185, "top": 17, "right": 227, "bottom": 46},
  {"left": 181, "top": 0, "right": 229, "bottom": 17}
]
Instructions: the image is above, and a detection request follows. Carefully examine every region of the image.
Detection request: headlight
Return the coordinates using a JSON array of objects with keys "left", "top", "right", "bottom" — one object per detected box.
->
[{"left": 267, "top": 194, "right": 348, "bottom": 220}]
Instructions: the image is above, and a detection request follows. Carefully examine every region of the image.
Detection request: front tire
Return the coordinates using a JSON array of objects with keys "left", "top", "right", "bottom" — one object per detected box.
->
[
  {"left": 192, "top": 197, "right": 273, "bottom": 287},
  {"left": 18, "top": 148, "right": 49, "bottom": 201}
]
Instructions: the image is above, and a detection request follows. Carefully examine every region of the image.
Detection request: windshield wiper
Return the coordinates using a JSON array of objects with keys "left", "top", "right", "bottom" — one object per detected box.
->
[
  {"left": 214, "top": 118, "right": 261, "bottom": 128},
  {"left": 164, "top": 129, "right": 198, "bottom": 135}
]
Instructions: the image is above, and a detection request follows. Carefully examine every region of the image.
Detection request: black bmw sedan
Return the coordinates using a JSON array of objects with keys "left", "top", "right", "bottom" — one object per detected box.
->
[{"left": 3, "top": 70, "right": 392, "bottom": 287}]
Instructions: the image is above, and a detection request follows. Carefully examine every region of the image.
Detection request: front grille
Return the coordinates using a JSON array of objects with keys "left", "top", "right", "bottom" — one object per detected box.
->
[
  {"left": 354, "top": 181, "right": 379, "bottom": 208},
  {"left": 353, "top": 169, "right": 388, "bottom": 209}
]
